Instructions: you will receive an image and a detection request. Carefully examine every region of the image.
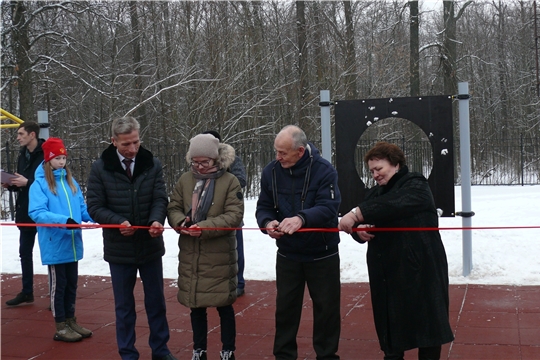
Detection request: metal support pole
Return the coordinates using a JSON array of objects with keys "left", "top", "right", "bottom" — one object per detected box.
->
[
  {"left": 319, "top": 90, "right": 332, "bottom": 163},
  {"left": 457, "top": 82, "right": 474, "bottom": 276},
  {"left": 37, "top": 111, "right": 50, "bottom": 140}
]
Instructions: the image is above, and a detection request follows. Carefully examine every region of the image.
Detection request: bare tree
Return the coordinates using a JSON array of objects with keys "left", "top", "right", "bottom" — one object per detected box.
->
[
  {"left": 442, "top": 0, "right": 472, "bottom": 95},
  {"left": 409, "top": 1, "right": 420, "bottom": 96}
]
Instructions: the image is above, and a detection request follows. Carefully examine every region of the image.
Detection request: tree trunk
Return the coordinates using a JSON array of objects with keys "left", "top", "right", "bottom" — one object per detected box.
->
[
  {"left": 296, "top": 1, "right": 308, "bottom": 129},
  {"left": 409, "top": 1, "right": 420, "bottom": 97},
  {"left": 11, "top": 1, "right": 35, "bottom": 122},
  {"left": 129, "top": 1, "right": 147, "bottom": 132},
  {"left": 443, "top": 1, "right": 457, "bottom": 96},
  {"left": 344, "top": 1, "right": 358, "bottom": 99}
]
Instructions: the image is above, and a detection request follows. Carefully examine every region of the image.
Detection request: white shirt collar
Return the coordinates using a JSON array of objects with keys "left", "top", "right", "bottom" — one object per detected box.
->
[{"left": 116, "top": 150, "right": 135, "bottom": 170}]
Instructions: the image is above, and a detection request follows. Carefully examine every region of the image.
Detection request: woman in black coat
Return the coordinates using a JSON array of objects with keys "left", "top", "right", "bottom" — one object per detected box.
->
[{"left": 339, "top": 142, "right": 454, "bottom": 360}]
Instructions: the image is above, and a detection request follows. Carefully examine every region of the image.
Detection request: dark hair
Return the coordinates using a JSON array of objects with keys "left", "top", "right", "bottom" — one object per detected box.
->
[
  {"left": 364, "top": 141, "right": 406, "bottom": 167},
  {"left": 18, "top": 121, "right": 40, "bottom": 137},
  {"left": 202, "top": 130, "right": 221, "bottom": 142}
]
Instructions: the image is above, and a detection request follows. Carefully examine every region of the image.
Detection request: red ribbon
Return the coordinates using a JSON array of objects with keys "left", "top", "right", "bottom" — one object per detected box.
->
[{"left": 1, "top": 223, "right": 539, "bottom": 232}]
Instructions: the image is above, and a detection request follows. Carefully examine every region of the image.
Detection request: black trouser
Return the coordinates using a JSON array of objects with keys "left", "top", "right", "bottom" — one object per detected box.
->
[
  {"left": 19, "top": 228, "right": 37, "bottom": 295},
  {"left": 49, "top": 262, "right": 78, "bottom": 323},
  {"left": 191, "top": 305, "right": 236, "bottom": 351},
  {"left": 109, "top": 259, "right": 171, "bottom": 360},
  {"left": 273, "top": 254, "right": 341, "bottom": 360},
  {"left": 236, "top": 229, "right": 245, "bottom": 290},
  {"left": 383, "top": 345, "right": 442, "bottom": 360}
]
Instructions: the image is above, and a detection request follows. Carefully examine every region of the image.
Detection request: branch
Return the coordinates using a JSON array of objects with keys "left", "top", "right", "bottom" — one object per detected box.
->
[
  {"left": 454, "top": 0, "right": 473, "bottom": 21},
  {"left": 124, "top": 73, "right": 217, "bottom": 117}
]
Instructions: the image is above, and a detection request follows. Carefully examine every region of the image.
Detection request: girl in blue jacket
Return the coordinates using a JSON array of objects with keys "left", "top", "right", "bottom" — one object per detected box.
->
[{"left": 29, "top": 137, "right": 94, "bottom": 343}]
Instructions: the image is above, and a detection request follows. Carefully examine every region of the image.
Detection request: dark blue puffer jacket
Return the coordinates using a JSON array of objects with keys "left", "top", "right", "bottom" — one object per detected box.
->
[
  {"left": 86, "top": 144, "right": 168, "bottom": 265},
  {"left": 256, "top": 143, "right": 341, "bottom": 262}
]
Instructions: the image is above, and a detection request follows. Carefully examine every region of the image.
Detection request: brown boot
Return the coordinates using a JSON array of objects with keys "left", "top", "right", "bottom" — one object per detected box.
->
[
  {"left": 54, "top": 321, "right": 82, "bottom": 342},
  {"left": 66, "top": 317, "right": 92, "bottom": 338}
]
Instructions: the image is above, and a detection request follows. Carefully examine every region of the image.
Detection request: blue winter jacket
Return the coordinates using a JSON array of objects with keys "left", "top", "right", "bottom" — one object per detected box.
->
[
  {"left": 29, "top": 163, "right": 93, "bottom": 265},
  {"left": 256, "top": 142, "right": 341, "bottom": 262}
]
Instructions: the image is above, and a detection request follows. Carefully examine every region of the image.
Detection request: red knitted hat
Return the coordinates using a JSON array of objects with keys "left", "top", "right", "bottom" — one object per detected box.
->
[{"left": 42, "top": 137, "right": 67, "bottom": 162}]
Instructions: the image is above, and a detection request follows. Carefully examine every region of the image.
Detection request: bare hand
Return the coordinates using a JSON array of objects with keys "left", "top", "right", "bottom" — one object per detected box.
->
[
  {"left": 265, "top": 220, "right": 284, "bottom": 239},
  {"left": 277, "top": 216, "right": 302, "bottom": 235},
  {"left": 355, "top": 224, "right": 375, "bottom": 242},
  {"left": 175, "top": 217, "right": 191, "bottom": 234},
  {"left": 338, "top": 212, "right": 357, "bottom": 234},
  {"left": 149, "top": 221, "right": 164, "bottom": 238},
  {"left": 180, "top": 224, "right": 202, "bottom": 237},
  {"left": 119, "top": 220, "right": 136, "bottom": 237},
  {"left": 10, "top": 173, "right": 28, "bottom": 188}
]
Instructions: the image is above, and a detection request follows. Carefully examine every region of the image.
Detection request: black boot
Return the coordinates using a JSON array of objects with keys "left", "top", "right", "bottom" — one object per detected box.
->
[{"left": 5, "top": 292, "right": 34, "bottom": 306}]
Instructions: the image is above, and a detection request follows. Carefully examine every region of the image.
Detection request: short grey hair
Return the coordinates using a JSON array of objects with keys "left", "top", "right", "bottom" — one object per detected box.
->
[
  {"left": 281, "top": 125, "right": 307, "bottom": 149},
  {"left": 111, "top": 117, "right": 140, "bottom": 139}
]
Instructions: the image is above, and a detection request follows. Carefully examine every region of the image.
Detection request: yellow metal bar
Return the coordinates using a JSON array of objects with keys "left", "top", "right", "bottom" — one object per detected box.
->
[
  {"left": 0, "top": 108, "right": 24, "bottom": 124},
  {"left": 0, "top": 123, "right": 22, "bottom": 129}
]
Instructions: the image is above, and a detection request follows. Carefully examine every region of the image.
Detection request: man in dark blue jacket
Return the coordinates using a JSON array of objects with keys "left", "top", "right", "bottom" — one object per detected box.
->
[
  {"left": 3, "top": 121, "right": 44, "bottom": 306},
  {"left": 87, "top": 117, "right": 176, "bottom": 360},
  {"left": 256, "top": 125, "right": 341, "bottom": 360}
]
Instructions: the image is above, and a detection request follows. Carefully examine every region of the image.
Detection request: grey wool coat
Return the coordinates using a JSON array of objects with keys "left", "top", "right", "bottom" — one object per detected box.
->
[
  {"left": 167, "top": 143, "right": 244, "bottom": 309},
  {"left": 357, "top": 166, "right": 454, "bottom": 353}
]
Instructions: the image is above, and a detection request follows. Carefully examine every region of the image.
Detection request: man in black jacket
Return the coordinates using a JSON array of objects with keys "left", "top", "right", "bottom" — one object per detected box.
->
[
  {"left": 3, "top": 121, "right": 44, "bottom": 306},
  {"left": 256, "top": 125, "right": 342, "bottom": 360},
  {"left": 86, "top": 117, "right": 176, "bottom": 360}
]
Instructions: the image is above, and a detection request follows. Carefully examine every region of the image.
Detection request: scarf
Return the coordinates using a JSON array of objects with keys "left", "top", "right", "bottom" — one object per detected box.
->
[{"left": 190, "top": 166, "right": 226, "bottom": 224}]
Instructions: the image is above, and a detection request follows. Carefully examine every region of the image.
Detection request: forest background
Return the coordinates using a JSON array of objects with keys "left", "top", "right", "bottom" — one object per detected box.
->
[{"left": 1, "top": 1, "right": 539, "bottom": 201}]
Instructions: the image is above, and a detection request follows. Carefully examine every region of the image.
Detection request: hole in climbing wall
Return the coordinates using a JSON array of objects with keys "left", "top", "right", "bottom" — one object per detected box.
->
[{"left": 355, "top": 117, "right": 433, "bottom": 188}]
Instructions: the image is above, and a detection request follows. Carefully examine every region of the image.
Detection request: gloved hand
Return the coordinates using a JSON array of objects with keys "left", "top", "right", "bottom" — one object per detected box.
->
[{"left": 66, "top": 218, "right": 80, "bottom": 228}]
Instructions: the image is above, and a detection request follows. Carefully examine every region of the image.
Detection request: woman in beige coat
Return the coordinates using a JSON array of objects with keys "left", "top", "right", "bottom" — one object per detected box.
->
[{"left": 167, "top": 134, "right": 244, "bottom": 360}]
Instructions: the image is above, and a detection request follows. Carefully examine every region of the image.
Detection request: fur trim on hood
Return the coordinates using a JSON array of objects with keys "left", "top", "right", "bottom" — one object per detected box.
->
[{"left": 186, "top": 142, "right": 235, "bottom": 170}]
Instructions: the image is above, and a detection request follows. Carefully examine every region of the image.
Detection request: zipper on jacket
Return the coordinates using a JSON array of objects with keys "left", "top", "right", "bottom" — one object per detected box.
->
[{"left": 60, "top": 171, "right": 77, "bottom": 262}]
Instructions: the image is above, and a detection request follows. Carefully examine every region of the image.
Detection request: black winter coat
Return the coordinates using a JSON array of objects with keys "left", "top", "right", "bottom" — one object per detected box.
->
[
  {"left": 12, "top": 139, "right": 45, "bottom": 225},
  {"left": 86, "top": 144, "right": 168, "bottom": 264},
  {"left": 358, "top": 166, "right": 454, "bottom": 352}
]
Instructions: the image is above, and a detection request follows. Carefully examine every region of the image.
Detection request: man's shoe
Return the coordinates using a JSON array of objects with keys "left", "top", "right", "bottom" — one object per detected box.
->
[
  {"left": 53, "top": 322, "right": 82, "bottom": 342},
  {"left": 152, "top": 353, "right": 177, "bottom": 360},
  {"left": 220, "top": 350, "right": 235, "bottom": 360},
  {"left": 192, "top": 349, "right": 207, "bottom": 360},
  {"left": 236, "top": 288, "right": 245, "bottom": 297},
  {"left": 5, "top": 292, "right": 34, "bottom": 306},
  {"left": 66, "top": 317, "right": 92, "bottom": 338}
]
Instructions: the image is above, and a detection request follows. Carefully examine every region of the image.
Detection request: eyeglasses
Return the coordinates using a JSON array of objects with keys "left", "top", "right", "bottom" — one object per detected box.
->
[{"left": 191, "top": 159, "right": 212, "bottom": 168}]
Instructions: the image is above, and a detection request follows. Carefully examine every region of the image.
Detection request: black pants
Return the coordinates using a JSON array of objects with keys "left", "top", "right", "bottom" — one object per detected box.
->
[
  {"left": 49, "top": 262, "right": 78, "bottom": 323},
  {"left": 19, "top": 228, "right": 37, "bottom": 295},
  {"left": 384, "top": 345, "right": 442, "bottom": 360},
  {"left": 273, "top": 254, "right": 341, "bottom": 360},
  {"left": 191, "top": 305, "right": 236, "bottom": 351},
  {"left": 236, "top": 229, "right": 245, "bottom": 290}
]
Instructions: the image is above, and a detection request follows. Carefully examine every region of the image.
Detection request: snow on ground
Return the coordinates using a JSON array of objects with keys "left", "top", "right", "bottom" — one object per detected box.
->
[{"left": 2, "top": 186, "right": 539, "bottom": 285}]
